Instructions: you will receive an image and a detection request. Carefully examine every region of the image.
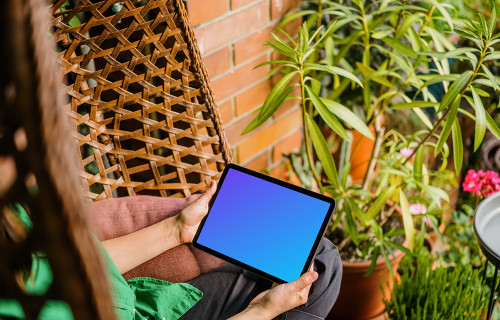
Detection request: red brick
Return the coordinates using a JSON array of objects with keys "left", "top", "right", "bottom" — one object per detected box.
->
[
  {"left": 234, "top": 80, "right": 271, "bottom": 117},
  {"left": 272, "top": 129, "right": 302, "bottom": 162},
  {"left": 218, "top": 100, "right": 233, "bottom": 124},
  {"left": 195, "top": 1, "right": 269, "bottom": 54},
  {"left": 271, "top": 0, "right": 301, "bottom": 20},
  {"left": 234, "top": 19, "right": 301, "bottom": 65},
  {"left": 212, "top": 56, "right": 268, "bottom": 102},
  {"left": 244, "top": 151, "right": 269, "bottom": 171},
  {"left": 186, "top": 0, "right": 228, "bottom": 26},
  {"left": 203, "top": 46, "right": 231, "bottom": 78},
  {"left": 231, "top": 0, "right": 258, "bottom": 10},
  {"left": 237, "top": 108, "right": 302, "bottom": 162},
  {"left": 234, "top": 27, "right": 273, "bottom": 65},
  {"left": 224, "top": 112, "right": 255, "bottom": 146}
]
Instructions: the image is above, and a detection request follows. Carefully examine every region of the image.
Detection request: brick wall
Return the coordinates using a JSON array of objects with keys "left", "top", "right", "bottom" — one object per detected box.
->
[{"left": 185, "top": 0, "right": 303, "bottom": 178}]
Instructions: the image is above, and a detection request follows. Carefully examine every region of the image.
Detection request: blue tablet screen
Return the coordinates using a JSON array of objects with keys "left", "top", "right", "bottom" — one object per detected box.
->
[{"left": 196, "top": 167, "right": 332, "bottom": 282}]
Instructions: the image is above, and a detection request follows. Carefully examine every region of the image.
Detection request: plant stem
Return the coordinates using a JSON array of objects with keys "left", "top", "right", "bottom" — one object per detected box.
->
[
  {"left": 300, "top": 70, "right": 323, "bottom": 189},
  {"left": 418, "top": 6, "right": 435, "bottom": 38}
]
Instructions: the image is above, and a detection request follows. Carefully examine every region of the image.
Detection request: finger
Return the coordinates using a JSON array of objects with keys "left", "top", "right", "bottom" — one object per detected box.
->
[
  {"left": 309, "top": 262, "right": 315, "bottom": 272},
  {"left": 197, "top": 180, "right": 217, "bottom": 205},
  {"left": 187, "top": 180, "right": 216, "bottom": 211},
  {"left": 288, "top": 271, "right": 318, "bottom": 292}
]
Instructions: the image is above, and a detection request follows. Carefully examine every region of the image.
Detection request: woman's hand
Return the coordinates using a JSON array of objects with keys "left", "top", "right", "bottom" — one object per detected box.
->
[
  {"left": 229, "top": 268, "right": 318, "bottom": 320},
  {"left": 102, "top": 181, "right": 217, "bottom": 274},
  {"left": 174, "top": 180, "right": 217, "bottom": 244}
]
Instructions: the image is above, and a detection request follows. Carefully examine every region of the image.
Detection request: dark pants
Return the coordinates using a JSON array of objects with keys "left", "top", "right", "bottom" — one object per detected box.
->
[{"left": 180, "top": 238, "right": 342, "bottom": 320}]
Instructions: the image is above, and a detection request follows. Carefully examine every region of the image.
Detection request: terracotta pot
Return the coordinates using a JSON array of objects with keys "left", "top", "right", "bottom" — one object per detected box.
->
[
  {"left": 349, "top": 127, "right": 376, "bottom": 184},
  {"left": 327, "top": 247, "right": 405, "bottom": 320}
]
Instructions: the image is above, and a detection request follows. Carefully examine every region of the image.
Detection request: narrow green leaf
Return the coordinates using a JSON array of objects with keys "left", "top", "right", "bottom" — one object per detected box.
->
[
  {"left": 438, "top": 71, "right": 472, "bottom": 113},
  {"left": 470, "top": 87, "right": 487, "bottom": 151},
  {"left": 417, "top": 75, "right": 458, "bottom": 93},
  {"left": 306, "top": 86, "right": 349, "bottom": 141},
  {"left": 347, "top": 198, "right": 367, "bottom": 225},
  {"left": 483, "top": 52, "right": 500, "bottom": 62},
  {"left": 365, "top": 185, "right": 397, "bottom": 221},
  {"left": 306, "top": 113, "right": 339, "bottom": 187},
  {"left": 435, "top": 96, "right": 460, "bottom": 155},
  {"left": 345, "top": 205, "right": 359, "bottom": 245},
  {"left": 399, "top": 189, "right": 415, "bottom": 252},
  {"left": 315, "top": 20, "right": 339, "bottom": 47},
  {"left": 391, "top": 101, "right": 439, "bottom": 109},
  {"left": 441, "top": 48, "right": 479, "bottom": 60},
  {"left": 278, "top": 10, "right": 316, "bottom": 27},
  {"left": 330, "top": 209, "right": 343, "bottom": 232},
  {"left": 254, "top": 60, "right": 296, "bottom": 69},
  {"left": 356, "top": 62, "right": 394, "bottom": 88},
  {"left": 304, "top": 63, "right": 363, "bottom": 87},
  {"left": 452, "top": 119, "right": 463, "bottom": 175},
  {"left": 430, "top": 0, "right": 454, "bottom": 31},
  {"left": 320, "top": 98, "right": 374, "bottom": 140},
  {"left": 486, "top": 111, "right": 500, "bottom": 139},
  {"left": 490, "top": 2, "right": 497, "bottom": 35},
  {"left": 380, "top": 246, "right": 394, "bottom": 275},
  {"left": 365, "top": 246, "right": 380, "bottom": 276},
  {"left": 413, "top": 108, "right": 433, "bottom": 130},
  {"left": 381, "top": 37, "right": 417, "bottom": 58},
  {"left": 481, "top": 65, "right": 499, "bottom": 91},
  {"left": 395, "top": 13, "right": 425, "bottom": 40},
  {"left": 414, "top": 146, "right": 424, "bottom": 183},
  {"left": 242, "top": 86, "right": 294, "bottom": 134},
  {"left": 265, "top": 41, "right": 296, "bottom": 58}
]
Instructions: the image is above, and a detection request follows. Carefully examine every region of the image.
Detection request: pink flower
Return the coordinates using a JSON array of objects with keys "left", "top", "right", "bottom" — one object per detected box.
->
[
  {"left": 462, "top": 169, "right": 500, "bottom": 198},
  {"left": 399, "top": 147, "right": 414, "bottom": 158},
  {"left": 409, "top": 203, "right": 427, "bottom": 215}
]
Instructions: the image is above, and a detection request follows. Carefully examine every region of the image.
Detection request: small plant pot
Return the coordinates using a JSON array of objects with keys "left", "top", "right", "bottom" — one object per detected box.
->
[{"left": 327, "top": 246, "right": 405, "bottom": 320}]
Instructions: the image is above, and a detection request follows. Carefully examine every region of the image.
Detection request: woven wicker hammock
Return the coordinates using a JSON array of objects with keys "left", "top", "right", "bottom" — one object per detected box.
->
[
  {"left": 1, "top": 0, "right": 233, "bottom": 319},
  {"left": 52, "top": 0, "right": 233, "bottom": 201}
]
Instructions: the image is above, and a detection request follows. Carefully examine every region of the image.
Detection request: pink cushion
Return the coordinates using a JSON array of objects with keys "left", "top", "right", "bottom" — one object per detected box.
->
[{"left": 88, "top": 195, "right": 225, "bottom": 283}]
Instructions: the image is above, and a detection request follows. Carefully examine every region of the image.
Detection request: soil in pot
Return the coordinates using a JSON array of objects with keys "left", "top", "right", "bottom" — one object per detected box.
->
[{"left": 327, "top": 217, "right": 405, "bottom": 320}]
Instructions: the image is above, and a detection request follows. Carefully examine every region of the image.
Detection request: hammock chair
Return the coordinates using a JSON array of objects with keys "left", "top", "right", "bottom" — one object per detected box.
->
[{"left": 0, "top": 0, "right": 233, "bottom": 318}]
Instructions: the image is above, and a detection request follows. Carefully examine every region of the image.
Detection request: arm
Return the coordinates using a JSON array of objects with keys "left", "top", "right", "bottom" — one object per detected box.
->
[
  {"left": 102, "top": 181, "right": 217, "bottom": 274},
  {"left": 229, "top": 269, "right": 319, "bottom": 320}
]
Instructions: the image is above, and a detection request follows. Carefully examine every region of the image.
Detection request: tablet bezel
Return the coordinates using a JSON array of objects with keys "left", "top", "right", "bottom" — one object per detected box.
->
[{"left": 192, "top": 163, "right": 336, "bottom": 284}]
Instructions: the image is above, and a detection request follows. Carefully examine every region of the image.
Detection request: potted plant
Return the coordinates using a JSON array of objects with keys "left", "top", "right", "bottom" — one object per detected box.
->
[
  {"left": 242, "top": 0, "right": 500, "bottom": 318},
  {"left": 384, "top": 247, "right": 487, "bottom": 319}
]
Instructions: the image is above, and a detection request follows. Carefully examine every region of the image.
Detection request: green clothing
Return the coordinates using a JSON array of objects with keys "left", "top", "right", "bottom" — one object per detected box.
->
[{"left": 0, "top": 204, "right": 202, "bottom": 320}]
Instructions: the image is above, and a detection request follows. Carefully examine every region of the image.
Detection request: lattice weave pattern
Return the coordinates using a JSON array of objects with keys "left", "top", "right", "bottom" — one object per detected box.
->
[{"left": 51, "top": 0, "right": 232, "bottom": 201}]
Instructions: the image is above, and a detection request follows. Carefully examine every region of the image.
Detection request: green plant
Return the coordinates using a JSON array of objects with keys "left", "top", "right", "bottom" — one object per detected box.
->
[
  {"left": 242, "top": 0, "right": 500, "bottom": 274},
  {"left": 384, "top": 248, "right": 488, "bottom": 319},
  {"left": 440, "top": 204, "right": 483, "bottom": 267}
]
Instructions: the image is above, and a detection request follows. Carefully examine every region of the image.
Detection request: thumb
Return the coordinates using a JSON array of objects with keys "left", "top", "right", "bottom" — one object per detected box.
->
[
  {"left": 193, "top": 180, "right": 217, "bottom": 208},
  {"left": 287, "top": 271, "right": 318, "bottom": 292}
]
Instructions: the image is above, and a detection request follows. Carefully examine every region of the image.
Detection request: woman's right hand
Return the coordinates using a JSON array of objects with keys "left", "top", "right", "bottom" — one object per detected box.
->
[{"left": 229, "top": 269, "right": 318, "bottom": 320}]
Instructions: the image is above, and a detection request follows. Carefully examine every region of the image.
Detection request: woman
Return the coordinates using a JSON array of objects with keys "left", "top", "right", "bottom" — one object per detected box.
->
[{"left": 1, "top": 154, "right": 342, "bottom": 319}]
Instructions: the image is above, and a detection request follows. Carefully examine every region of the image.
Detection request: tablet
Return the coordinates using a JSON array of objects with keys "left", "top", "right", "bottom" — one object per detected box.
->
[{"left": 193, "top": 164, "right": 336, "bottom": 284}]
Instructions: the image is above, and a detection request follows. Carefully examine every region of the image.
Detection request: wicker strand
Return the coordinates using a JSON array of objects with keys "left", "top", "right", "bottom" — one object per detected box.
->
[{"left": 172, "top": 0, "right": 233, "bottom": 166}]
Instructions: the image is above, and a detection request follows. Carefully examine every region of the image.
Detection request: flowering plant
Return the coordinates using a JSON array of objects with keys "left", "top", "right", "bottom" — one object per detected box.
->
[
  {"left": 244, "top": 0, "right": 500, "bottom": 274},
  {"left": 462, "top": 169, "right": 500, "bottom": 198}
]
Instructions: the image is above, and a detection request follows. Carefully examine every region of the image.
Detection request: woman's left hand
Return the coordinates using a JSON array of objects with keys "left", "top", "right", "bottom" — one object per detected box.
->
[{"left": 174, "top": 180, "right": 217, "bottom": 244}]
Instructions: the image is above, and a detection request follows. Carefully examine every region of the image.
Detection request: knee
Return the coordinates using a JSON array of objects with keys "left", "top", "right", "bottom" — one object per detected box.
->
[
  {"left": 314, "top": 238, "right": 342, "bottom": 295},
  {"left": 315, "top": 238, "right": 342, "bottom": 272}
]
